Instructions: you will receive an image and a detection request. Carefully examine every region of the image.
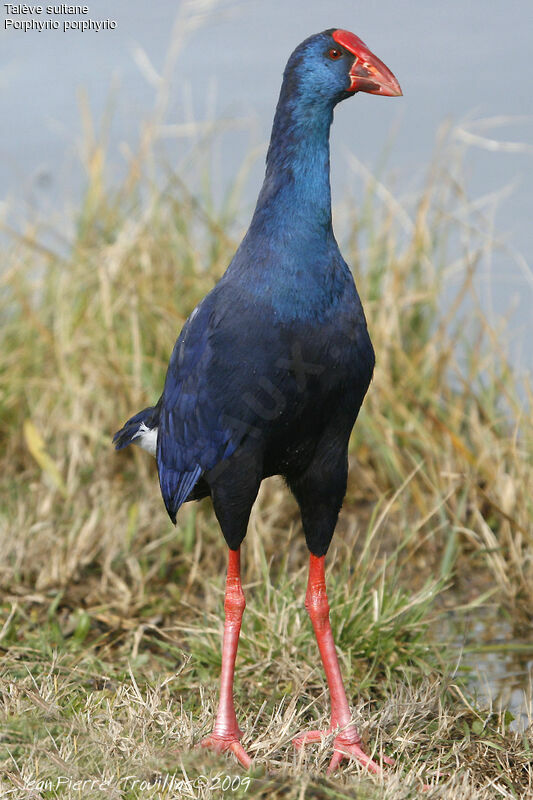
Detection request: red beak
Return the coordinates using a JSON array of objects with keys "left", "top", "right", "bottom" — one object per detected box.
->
[{"left": 332, "top": 29, "right": 402, "bottom": 97}]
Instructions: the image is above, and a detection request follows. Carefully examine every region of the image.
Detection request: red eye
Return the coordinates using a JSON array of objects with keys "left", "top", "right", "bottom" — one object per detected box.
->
[{"left": 328, "top": 48, "right": 342, "bottom": 60}]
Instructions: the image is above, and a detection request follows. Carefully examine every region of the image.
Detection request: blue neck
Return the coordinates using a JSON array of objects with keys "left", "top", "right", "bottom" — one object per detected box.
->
[
  {"left": 249, "top": 84, "right": 335, "bottom": 241},
  {"left": 224, "top": 78, "right": 347, "bottom": 321}
]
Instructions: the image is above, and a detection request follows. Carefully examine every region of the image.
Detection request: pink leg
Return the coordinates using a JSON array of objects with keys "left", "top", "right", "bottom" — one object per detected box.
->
[
  {"left": 201, "top": 547, "right": 252, "bottom": 768},
  {"left": 293, "top": 554, "right": 393, "bottom": 775}
]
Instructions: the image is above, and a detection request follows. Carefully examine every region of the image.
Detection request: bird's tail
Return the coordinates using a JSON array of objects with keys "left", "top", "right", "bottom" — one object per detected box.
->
[
  {"left": 113, "top": 405, "right": 159, "bottom": 454},
  {"left": 158, "top": 463, "right": 203, "bottom": 524}
]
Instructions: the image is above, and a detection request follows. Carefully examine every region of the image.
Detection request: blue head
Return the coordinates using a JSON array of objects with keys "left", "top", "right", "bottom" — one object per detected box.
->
[
  {"left": 265, "top": 29, "right": 402, "bottom": 178},
  {"left": 241, "top": 27, "right": 402, "bottom": 308},
  {"left": 282, "top": 28, "right": 402, "bottom": 110}
]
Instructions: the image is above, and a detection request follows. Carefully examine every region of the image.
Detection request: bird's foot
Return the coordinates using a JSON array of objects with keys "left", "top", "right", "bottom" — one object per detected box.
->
[
  {"left": 200, "top": 730, "right": 252, "bottom": 770},
  {"left": 293, "top": 727, "right": 393, "bottom": 775}
]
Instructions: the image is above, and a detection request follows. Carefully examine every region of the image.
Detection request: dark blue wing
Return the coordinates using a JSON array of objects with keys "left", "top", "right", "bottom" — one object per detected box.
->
[{"left": 156, "top": 291, "right": 245, "bottom": 522}]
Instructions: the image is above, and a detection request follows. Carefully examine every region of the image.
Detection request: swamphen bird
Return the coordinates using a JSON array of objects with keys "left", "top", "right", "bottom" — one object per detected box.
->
[{"left": 114, "top": 28, "right": 401, "bottom": 773}]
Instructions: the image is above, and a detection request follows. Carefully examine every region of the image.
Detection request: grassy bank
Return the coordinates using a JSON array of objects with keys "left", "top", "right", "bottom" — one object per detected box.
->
[{"left": 0, "top": 121, "right": 532, "bottom": 799}]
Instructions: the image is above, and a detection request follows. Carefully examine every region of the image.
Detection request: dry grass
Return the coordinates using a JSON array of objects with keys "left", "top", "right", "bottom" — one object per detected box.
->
[
  {"left": 1, "top": 645, "right": 531, "bottom": 800},
  {"left": 0, "top": 58, "right": 532, "bottom": 799}
]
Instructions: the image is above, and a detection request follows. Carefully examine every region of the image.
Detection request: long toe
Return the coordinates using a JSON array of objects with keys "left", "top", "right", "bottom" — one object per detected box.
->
[
  {"left": 293, "top": 728, "right": 391, "bottom": 776},
  {"left": 292, "top": 729, "right": 327, "bottom": 748},
  {"left": 327, "top": 738, "right": 386, "bottom": 775},
  {"left": 200, "top": 734, "right": 252, "bottom": 769},
  {"left": 229, "top": 740, "right": 252, "bottom": 769}
]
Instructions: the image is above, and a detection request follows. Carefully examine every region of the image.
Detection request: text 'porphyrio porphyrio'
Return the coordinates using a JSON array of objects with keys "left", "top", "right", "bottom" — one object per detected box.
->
[{"left": 114, "top": 28, "right": 401, "bottom": 773}]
